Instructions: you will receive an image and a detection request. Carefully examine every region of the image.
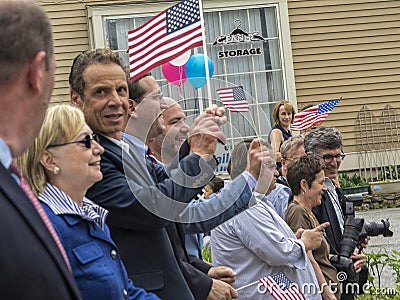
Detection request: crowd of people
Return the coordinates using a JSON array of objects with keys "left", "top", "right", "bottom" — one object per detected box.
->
[{"left": 1, "top": 1, "right": 368, "bottom": 300}]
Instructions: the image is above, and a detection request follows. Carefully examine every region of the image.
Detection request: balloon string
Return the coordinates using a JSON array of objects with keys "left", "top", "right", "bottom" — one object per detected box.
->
[{"left": 178, "top": 66, "right": 184, "bottom": 102}]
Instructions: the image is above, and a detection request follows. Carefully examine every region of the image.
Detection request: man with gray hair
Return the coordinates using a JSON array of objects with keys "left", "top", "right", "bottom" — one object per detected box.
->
[
  {"left": 280, "top": 136, "right": 306, "bottom": 180},
  {"left": 304, "top": 127, "right": 347, "bottom": 252},
  {"left": 305, "top": 127, "right": 367, "bottom": 300},
  {"left": 0, "top": 1, "right": 81, "bottom": 298}
]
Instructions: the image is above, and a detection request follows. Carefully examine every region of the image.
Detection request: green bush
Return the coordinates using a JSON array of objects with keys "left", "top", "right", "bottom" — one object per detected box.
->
[{"left": 339, "top": 173, "right": 369, "bottom": 188}]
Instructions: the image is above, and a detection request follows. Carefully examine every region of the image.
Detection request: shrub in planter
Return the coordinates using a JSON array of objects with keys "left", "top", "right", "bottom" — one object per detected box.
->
[{"left": 339, "top": 173, "right": 369, "bottom": 195}]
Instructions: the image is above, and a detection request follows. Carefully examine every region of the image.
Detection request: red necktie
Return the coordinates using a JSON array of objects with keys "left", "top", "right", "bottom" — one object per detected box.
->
[{"left": 10, "top": 162, "right": 72, "bottom": 273}]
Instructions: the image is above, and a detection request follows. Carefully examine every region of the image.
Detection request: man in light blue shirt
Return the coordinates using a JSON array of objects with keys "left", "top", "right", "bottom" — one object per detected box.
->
[{"left": 211, "top": 139, "right": 326, "bottom": 299}]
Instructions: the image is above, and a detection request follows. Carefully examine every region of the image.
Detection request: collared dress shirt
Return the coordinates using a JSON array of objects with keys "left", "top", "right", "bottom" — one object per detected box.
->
[{"left": 211, "top": 193, "right": 321, "bottom": 300}]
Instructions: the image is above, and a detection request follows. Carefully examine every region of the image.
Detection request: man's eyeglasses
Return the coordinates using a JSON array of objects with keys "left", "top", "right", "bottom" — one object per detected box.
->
[
  {"left": 48, "top": 134, "right": 99, "bottom": 149},
  {"left": 311, "top": 152, "right": 346, "bottom": 163}
]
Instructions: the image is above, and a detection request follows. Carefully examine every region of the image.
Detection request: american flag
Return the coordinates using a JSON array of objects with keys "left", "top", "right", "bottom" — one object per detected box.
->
[
  {"left": 128, "top": 0, "right": 203, "bottom": 82},
  {"left": 290, "top": 98, "right": 341, "bottom": 131},
  {"left": 216, "top": 86, "right": 249, "bottom": 112},
  {"left": 259, "top": 272, "right": 306, "bottom": 300}
]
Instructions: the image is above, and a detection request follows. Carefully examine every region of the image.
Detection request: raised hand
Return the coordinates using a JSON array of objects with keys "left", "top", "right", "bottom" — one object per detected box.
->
[{"left": 188, "top": 110, "right": 227, "bottom": 158}]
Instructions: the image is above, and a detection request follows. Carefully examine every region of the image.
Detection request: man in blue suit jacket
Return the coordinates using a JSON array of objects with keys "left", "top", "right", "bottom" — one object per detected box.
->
[
  {"left": 0, "top": 2, "right": 81, "bottom": 298},
  {"left": 70, "top": 49, "right": 241, "bottom": 299}
]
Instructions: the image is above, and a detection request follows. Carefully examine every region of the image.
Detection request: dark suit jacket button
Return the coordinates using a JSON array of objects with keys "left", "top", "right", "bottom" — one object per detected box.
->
[
  {"left": 123, "top": 289, "right": 128, "bottom": 298},
  {"left": 111, "top": 249, "right": 117, "bottom": 259}
]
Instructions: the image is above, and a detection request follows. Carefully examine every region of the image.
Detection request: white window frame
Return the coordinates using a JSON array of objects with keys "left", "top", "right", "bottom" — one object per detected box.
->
[{"left": 86, "top": 0, "right": 297, "bottom": 110}]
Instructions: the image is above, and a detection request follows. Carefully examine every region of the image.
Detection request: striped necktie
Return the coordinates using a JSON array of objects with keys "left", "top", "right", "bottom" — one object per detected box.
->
[{"left": 10, "top": 162, "right": 72, "bottom": 273}]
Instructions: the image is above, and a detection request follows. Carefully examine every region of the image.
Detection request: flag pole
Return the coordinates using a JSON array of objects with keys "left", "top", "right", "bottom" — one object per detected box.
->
[
  {"left": 236, "top": 280, "right": 259, "bottom": 291},
  {"left": 198, "top": 0, "right": 212, "bottom": 109}
]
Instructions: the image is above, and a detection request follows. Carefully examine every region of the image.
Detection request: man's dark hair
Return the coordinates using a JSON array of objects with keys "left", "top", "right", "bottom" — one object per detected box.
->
[
  {"left": 0, "top": 0, "right": 53, "bottom": 83},
  {"left": 128, "top": 72, "right": 152, "bottom": 104},
  {"left": 207, "top": 177, "right": 224, "bottom": 194},
  {"left": 69, "top": 48, "right": 126, "bottom": 99}
]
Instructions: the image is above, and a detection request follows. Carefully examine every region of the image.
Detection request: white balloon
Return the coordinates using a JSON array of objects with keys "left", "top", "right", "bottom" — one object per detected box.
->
[{"left": 170, "top": 50, "right": 191, "bottom": 66}]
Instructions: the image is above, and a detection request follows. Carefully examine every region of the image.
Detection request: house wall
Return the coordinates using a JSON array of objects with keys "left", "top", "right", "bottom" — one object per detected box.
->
[{"left": 288, "top": 0, "right": 400, "bottom": 154}]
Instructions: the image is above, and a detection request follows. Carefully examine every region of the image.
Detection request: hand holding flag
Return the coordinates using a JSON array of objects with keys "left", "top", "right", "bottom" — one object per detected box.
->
[{"left": 290, "top": 98, "right": 341, "bottom": 131}]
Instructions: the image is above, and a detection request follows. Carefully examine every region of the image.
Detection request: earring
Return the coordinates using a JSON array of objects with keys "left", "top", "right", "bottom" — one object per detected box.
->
[{"left": 53, "top": 166, "right": 60, "bottom": 175}]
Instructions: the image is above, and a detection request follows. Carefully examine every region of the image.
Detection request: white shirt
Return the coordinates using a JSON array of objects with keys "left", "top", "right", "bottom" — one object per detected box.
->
[
  {"left": 0, "top": 138, "right": 12, "bottom": 169},
  {"left": 211, "top": 194, "right": 321, "bottom": 299},
  {"left": 325, "top": 178, "right": 344, "bottom": 233}
]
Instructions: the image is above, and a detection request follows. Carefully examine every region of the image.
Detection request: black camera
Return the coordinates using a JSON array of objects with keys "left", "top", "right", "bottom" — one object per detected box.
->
[
  {"left": 330, "top": 216, "right": 364, "bottom": 282},
  {"left": 358, "top": 219, "right": 393, "bottom": 246}
]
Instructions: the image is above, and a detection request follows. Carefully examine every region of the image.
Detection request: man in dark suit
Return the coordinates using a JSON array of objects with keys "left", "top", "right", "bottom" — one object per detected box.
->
[
  {"left": 305, "top": 127, "right": 367, "bottom": 299},
  {"left": 0, "top": 1, "right": 81, "bottom": 298},
  {"left": 70, "top": 49, "right": 247, "bottom": 299},
  {"left": 131, "top": 94, "right": 269, "bottom": 299}
]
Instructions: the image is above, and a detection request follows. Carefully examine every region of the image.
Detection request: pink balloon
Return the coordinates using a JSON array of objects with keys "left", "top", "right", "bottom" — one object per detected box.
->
[{"left": 162, "top": 62, "right": 187, "bottom": 86}]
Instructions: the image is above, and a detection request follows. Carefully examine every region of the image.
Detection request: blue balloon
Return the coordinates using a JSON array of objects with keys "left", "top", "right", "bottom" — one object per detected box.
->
[{"left": 185, "top": 54, "right": 214, "bottom": 88}]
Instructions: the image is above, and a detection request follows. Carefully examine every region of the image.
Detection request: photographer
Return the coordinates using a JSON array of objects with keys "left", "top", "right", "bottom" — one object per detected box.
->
[{"left": 304, "top": 127, "right": 367, "bottom": 300}]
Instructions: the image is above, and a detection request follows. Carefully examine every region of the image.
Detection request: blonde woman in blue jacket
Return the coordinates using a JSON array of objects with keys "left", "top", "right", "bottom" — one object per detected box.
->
[{"left": 17, "top": 105, "right": 158, "bottom": 300}]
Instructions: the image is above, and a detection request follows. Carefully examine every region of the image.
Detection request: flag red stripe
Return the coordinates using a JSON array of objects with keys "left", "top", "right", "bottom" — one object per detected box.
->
[
  {"left": 293, "top": 114, "right": 328, "bottom": 127},
  {"left": 291, "top": 114, "right": 328, "bottom": 131},
  {"left": 129, "top": 24, "right": 202, "bottom": 68},
  {"left": 128, "top": 11, "right": 165, "bottom": 36},
  {"left": 259, "top": 276, "right": 306, "bottom": 300},
  {"left": 128, "top": 14, "right": 165, "bottom": 45},
  {"left": 130, "top": 37, "right": 202, "bottom": 81},
  {"left": 266, "top": 277, "right": 286, "bottom": 300},
  {"left": 129, "top": 31, "right": 202, "bottom": 75},
  {"left": 129, "top": 23, "right": 201, "bottom": 60},
  {"left": 224, "top": 105, "right": 249, "bottom": 109}
]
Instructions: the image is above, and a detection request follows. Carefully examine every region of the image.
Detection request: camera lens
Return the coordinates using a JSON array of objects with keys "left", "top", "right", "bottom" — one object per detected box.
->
[{"left": 340, "top": 217, "right": 364, "bottom": 258}]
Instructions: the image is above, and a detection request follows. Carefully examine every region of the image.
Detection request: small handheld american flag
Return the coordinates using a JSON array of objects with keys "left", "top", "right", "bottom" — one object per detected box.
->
[
  {"left": 259, "top": 272, "right": 306, "bottom": 300},
  {"left": 290, "top": 98, "right": 341, "bottom": 131},
  {"left": 216, "top": 86, "right": 249, "bottom": 112}
]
